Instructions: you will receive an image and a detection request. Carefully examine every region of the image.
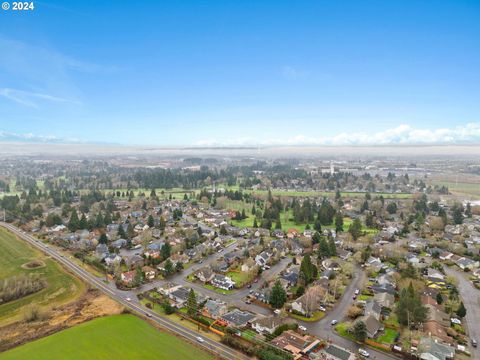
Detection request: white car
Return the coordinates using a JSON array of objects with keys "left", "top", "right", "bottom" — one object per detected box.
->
[
  {"left": 358, "top": 349, "right": 370, "bottom": 357},
  {"left": 298, "top": 325, "right": 307, "bottom": 331},
  {"left": 196, "top": 336, "right": 205, "bottom": 343},
  {"left": 126, "top": 297, "right": 132, "bottom": 302},
  {"left": 354, "top": 289, "right": 360, "bottom": 295},
  {"left": 330, "top": 319, "right": 338, "bottom": 325},
  {"left": 319, "top": 306, "right": 326, "bottom": 312},
  {"left": 451, "top": 318, "right": 462, "bottom": 325}
]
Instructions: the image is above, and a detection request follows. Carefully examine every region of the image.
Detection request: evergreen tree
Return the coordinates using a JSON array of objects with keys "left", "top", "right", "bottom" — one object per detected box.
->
[
  {"left": 127, "top": 223, "right": 135, "bottom": 239},
  {"left": 456, "top": 301, "right": 467, "bottom": 318},
  {"left": 98, "top": 232, "right": 108, "bottom": 244},
  {"left": 147, "top": 214, "right": 155, "bottom": 228},
  {"left": 335, "top": 213, "right": 344, "bottom": 233},
  {"left": 175, "top": 261, "right": 184, "bottom": 272},
  {"left": 253, "top": 218, "right": 258, "bottom": 228},
  {"left": 187, "top": 289, "right": 197, "bottom": 317},
  {"left": 161, "top": 242, "right": 171, "bottom": 260},
  {"left": 395, "top": 282, "right": 428, "bottom": 327},
  {"left": 387, "top": 202, "right": 398, "bottom": 214},
  {"left": 158, "top": 216, "right": 166, "bottom": 230},
  {"left": 300, "top": 254, "right": 316, "bottom": 285},
  {"left": 163, "top": 259, "right": 174, "bottom": 277},
  {"left": 328, "top": 237, "right": 336, "bottom": 256},
  {"left": 68, "top": 209, "right": 80, "bottom": 232},
  {"left": 269, "top": 280, "right": 287, "bottom": 309},
  {"left": 312, "top": 231, "right": 321, "bottom": 244},
  {"left": 436, "top": 292, "right": 443, "bottom": 305},
  {"left": 452, "top": 204, "right": 463, "bottom": 225},
  {"left": 353, "top": 320, "right": 367, "bottom": 342},
  {"left": 117, "top": 224, "right": 127, "bottom": 238},
  {"left": 348, "top": 218, "right": 362, "bottom": 241},
  {"left": 318, "top": 238, "right": 330, "bottom": 259}
]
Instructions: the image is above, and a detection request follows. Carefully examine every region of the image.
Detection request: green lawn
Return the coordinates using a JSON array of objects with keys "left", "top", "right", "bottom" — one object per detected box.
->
[
  {"left": 377, "top": 328, "right": 398, "bottom": 344},
  {"left": 335, "top": 322, "right": 355, "bottom": 341},
  {"left": 0, "top": 315, "right": 212, "bottom": 360},
  {"left": 290, "top": 311, "right": 325, "bottom": 322},
  {"left": 0, "top": 228, "right": 85, "bottom": 323},
  {"left": 226, "top": 271, "right": 250, "bottom": 287}
]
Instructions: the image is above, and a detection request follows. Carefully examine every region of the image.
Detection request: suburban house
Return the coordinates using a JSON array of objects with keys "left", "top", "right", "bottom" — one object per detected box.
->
[
  {"left": 364, "top": 300, "right": 382, "bottom": 320},
  {"left": 120, "top": 270, "right": 136, "bottom": 285},
  {"left": 195, "top": 267, "right": 215, "bottom": 283},
  {"left": 417, "top": 337, "right": 455, "bottom": 360},
  {"left": 202, "top": 299, "right": 228, "bottom": 319},
  {"left": 255, "top": 251, "right": 272, "bottom": 267},
  {"left": 270, "top": 330, "right": 319, "bottom": 358},
  {"left": 373, "top": 292, "right": 395, "bottom": 309},
  {"left": 358, "top": 314, "right": 383, "bottom": 338},
  {"left": 211, "top": 274, "right": 235, "bottom": 290},
  {"left": 313, "top": 344, "right": 355, "bottom": 360},
  {"left": 142, "top": 266, "right": 157, "bottom": 280},
  {"left": 251, "top": 316, "right": 294, "bottom": 335},
  {"left": 220, "top": 309, "right": 256, "bottom": 328}
]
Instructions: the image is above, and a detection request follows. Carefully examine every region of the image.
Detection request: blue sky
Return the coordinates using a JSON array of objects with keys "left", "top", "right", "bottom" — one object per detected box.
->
[{"left": 0, "top": 0, "right": 480, "bottom": 146}]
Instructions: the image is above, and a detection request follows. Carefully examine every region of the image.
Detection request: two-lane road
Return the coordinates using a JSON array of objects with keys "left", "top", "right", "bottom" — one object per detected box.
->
[
  {"left": 445, "top": 266, "right": 480, "bottom": 360},
  {"left": 0, "top": 222, "right": 250, "bottom": 360}
]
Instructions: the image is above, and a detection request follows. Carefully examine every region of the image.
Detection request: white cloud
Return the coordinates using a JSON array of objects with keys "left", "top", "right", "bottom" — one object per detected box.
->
[
  {"left": 0, "top": 88, "right": 76, "bottom": 108},
  {"left": 0, "top": 130, "right": 81, "bottom": 143},
  {"left": 195, "top": 123, "right": 480, "bottom": 147}
]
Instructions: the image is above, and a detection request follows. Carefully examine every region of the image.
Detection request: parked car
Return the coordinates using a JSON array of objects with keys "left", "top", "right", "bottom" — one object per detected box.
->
[
  {"left": 319, "top": 306, "right": 326, "bottom": 312},
  {"left": 472, "top": 339, "right": 478, "bottom": 348},
  {"left": 358, "top": 348, "right": 370, "bottom": 357},
  {"left": 330, "top": 319, "right": 338, "bottom": 325},
  {"left": 354, "top": 289, "right": 360, "bottom": 295},
  {"left": 298, "top": 325, "right": 307, "bottom": 331}
]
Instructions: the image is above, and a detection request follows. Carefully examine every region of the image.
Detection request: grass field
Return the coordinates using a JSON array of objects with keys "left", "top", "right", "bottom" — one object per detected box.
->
[
  {"left": 236, "top": 189, "right": 412, "bottom": 199},
  {"left": 230, "top": 204, "right": 378, "bottom": 234},
  {"left": 0, "top": 228, "right": 85, "bottom": 323},
  {"left": 0, "top": 314, "right": 213, "bottom": 360},
  {"left": 431, "top": 180, "right": 480, "bottom": 199}
]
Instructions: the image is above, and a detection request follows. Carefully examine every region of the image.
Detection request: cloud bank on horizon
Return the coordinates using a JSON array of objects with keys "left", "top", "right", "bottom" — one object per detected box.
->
[
  {"left": 2, "top": 122, "right": 480, "bottom": 147},
  {"left": 195, "top": 123, "right": 480, "bottom": 147}
]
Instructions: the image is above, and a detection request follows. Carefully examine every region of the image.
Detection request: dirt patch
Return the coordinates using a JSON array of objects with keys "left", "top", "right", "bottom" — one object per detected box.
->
[
  {"left": 0, "top": 289, "right": 124, "bottom": 352},
  {"left": 21, "top": 260, "right": 46, "bottom": 270}
]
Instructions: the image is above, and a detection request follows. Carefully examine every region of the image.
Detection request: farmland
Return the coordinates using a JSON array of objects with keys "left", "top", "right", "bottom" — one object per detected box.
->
[
  {"left": 0, "top": 314, "right": 213, "bottom": 360},
  {"left": 0, "top": 228, "right": 85, "bottom": 323}
]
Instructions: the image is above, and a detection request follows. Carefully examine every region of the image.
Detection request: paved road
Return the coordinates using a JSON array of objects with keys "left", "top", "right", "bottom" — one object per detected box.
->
[
  {"left": 300, "top": 266, "right": 399, "bottom": 360},
  {"left": 0, "top": 222, "right": 249, "bottom": 360},
  {"left": 138, "top": 241, "right": 291, "bottom": 317},
  {"left": 445, "top": 266, "right": 480, "bottom": 359}
]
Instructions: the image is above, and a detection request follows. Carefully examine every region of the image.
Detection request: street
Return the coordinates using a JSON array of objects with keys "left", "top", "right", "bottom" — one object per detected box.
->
[
  {"left": 301, "top": 266, "right": 400, "bottom": 360},
  {"left": 445, "top": 266, "right": 480, "bottom": 360},
  {"left": 0, "top": 222, "right": 249, "bottom": 360}
]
